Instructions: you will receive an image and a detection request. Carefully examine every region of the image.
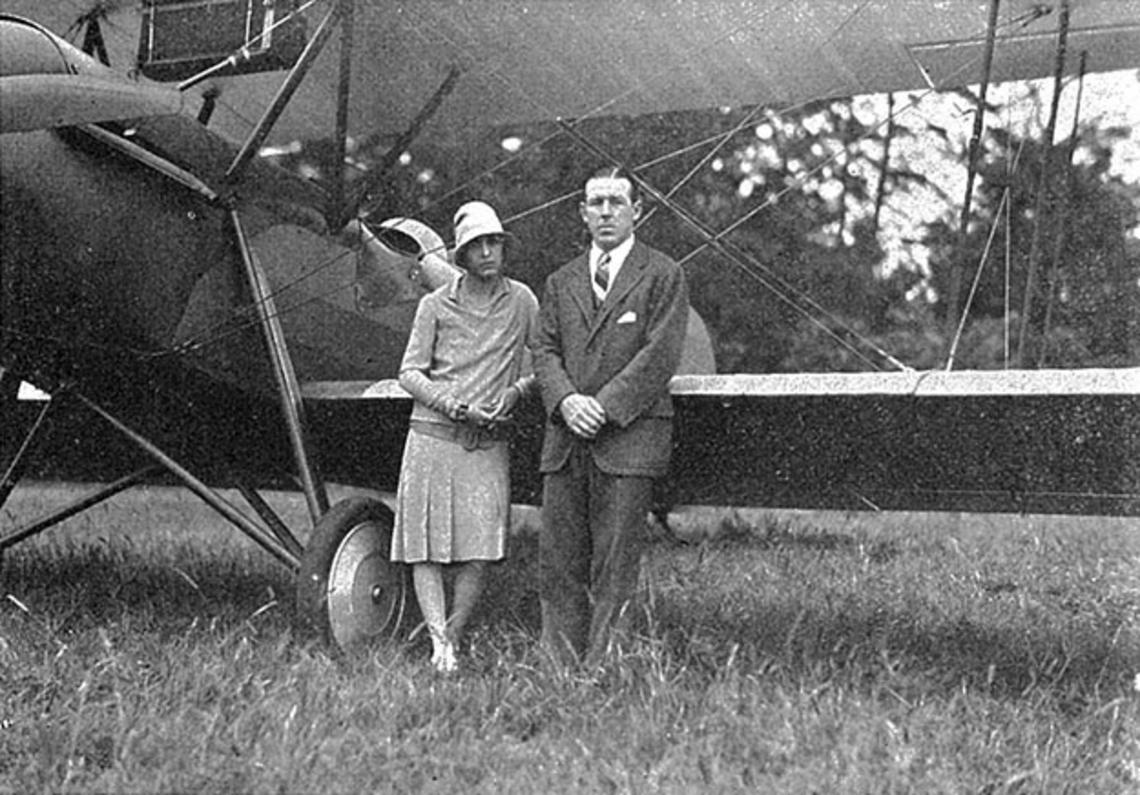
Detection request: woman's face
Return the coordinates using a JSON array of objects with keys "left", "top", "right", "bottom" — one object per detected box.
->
[{"left": 460, "top": 234, "right": 506, "bottom": 280}]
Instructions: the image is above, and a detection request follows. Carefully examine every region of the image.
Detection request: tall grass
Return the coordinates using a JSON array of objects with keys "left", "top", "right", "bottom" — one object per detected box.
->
[{"left": 1, "top": 486, "right": 1137, "bottom": 793}]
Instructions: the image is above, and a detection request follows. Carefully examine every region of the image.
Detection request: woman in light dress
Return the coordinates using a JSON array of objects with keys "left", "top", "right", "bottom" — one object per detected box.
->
[{"left": 391, "top": 201, "right": 537, "bottom": 673}]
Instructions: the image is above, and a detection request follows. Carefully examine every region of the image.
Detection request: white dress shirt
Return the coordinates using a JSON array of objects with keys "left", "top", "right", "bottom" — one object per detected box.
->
[{"left": 589, "top": 235, "right": 635, "bottom": 303}]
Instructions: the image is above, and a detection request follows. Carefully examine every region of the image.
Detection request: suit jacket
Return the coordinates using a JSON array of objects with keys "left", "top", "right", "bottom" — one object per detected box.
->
[{"left": 534, "top": 239, "right": 689, "bottom": 477}]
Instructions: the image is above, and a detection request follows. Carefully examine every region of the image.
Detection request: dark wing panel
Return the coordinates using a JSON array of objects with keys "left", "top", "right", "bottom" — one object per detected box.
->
[
  {"left": 7, "top": 369, "right": 1135, "bottom": 514},
  {"left": 2, "top": 1, "right": 1137, "bottom": 145},
  {"left": 664, "top": 370, "right": 1140, "bottom": 517},
  {"left": 303, "top": 369, "right": 1140, "bottom": 516}
]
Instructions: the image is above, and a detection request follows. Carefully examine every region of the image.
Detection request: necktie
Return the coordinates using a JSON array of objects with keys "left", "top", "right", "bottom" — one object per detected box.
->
[{"left": 594, "top": 253, "right": 610, "bottom": 294}]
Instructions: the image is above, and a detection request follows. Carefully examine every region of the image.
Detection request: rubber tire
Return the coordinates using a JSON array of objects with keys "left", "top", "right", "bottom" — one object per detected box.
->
[{"left": 296, "top": 497, "right": 411, "bottom": 651}]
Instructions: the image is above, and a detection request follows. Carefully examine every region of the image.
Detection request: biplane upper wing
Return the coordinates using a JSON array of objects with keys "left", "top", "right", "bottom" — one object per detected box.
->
[{"left": 1, "top": 1, "right": 1137, "bottom": 146}]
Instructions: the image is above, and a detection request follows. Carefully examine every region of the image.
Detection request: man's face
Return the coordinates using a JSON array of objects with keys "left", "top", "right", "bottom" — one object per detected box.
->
[{"left": 580, "top": 177, "right": 641, "bottom": 251}]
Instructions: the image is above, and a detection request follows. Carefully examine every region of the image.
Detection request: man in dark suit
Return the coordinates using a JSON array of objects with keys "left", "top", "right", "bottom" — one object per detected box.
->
[{"left": 534, "top": 166, "right": 690, "bottom": 665}]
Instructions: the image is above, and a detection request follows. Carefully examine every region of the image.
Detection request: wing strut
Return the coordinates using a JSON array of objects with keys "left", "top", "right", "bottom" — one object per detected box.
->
[
  {"left": 1016, "top": 0, "right": 1072, "bottom": 367},
  {"left": 1039, "top": 50, "right": 1088, "bottom": 366},
  {"left": 0, "top": 468, "right": 158, "bottom": 553},
  {"left": 0, "top": 386, "right": 51, "bottom": 511},
  {"left": 329, "top": 0, "right": 355, "bottom": 231},
  {"left": 225, "top": 1, "right": 343, "bottom": 187},
  {"left": 71, "top": 392, "right": 300, "bottom": 571},
  {"left": 230, "top": 210, "right": 330, "bottom": 524},
  {"left": 943, "top": 0, "right": 1002, "bottom": 359},
  {"left": 349, "top": 65, "right": 464, "bottom": 223}
]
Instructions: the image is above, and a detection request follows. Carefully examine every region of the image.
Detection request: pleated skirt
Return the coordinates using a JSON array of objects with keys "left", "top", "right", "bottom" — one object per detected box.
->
[{"left": 390, "top": 429, "right": 510, "bottom": 563}]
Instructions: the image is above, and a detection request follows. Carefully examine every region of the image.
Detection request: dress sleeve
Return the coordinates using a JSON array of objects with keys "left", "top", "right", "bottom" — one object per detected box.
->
[
  {"left": 398, "top": 295, "right": 456, "bottom": 416},
  {"left": 512, "top": 285, "right": 541, "bottom": 396}
]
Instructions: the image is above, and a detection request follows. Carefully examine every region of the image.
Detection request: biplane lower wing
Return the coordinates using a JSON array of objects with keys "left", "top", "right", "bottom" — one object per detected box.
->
[{"left": 302, "top": 368, "right": 1140, "bottom": 518}]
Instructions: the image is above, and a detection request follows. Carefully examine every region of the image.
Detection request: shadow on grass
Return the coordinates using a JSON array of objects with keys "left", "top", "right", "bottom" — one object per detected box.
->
[
  {"left": 648, "top": 568, "right": 1136, "bottom": 706},
  {"left": 4, "top": 525, "right": 1133, "bottom": 710},
  {"left": 2, "top": 543, "right": 295, "bottom": 635},
  {"left": 481, "top": 530, "right": 1135, "bottom": 707},
  {"left": 695, "top": 512, "right": 904, "bottom": 562},
  {"left": 474, "top": 532, "right": 543, "bottom": 636}
]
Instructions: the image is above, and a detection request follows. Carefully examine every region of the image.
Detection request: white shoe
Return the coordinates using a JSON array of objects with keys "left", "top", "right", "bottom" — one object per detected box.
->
[{"left": 432, "top": 639, "right": 458, "bottom": 674}]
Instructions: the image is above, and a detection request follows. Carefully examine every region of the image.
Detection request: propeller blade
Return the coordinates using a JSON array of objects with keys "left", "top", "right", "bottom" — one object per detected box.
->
[{"left": 0, "top": 73, "right": 184, "bottom": 133}]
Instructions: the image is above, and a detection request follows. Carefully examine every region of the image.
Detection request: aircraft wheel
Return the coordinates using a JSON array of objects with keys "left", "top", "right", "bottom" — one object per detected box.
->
[{"left": 296, "top": 497, "right": 410, "bottom": 651}]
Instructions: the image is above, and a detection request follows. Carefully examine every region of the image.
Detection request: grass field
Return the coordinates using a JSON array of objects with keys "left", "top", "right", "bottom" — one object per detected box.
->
[{"left": 1, "top": 484, "right": 1137, "bottom": 793}]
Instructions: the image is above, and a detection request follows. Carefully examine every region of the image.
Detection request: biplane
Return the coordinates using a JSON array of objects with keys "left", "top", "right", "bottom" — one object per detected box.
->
[{"left": 1, "top": 1, "right": 1138, "bottom": 651}]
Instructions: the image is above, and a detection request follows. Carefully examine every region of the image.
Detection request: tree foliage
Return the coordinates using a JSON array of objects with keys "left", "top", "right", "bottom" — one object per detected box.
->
[{"left": 924, "top": 114, "right": 1140, "bottom": 368}]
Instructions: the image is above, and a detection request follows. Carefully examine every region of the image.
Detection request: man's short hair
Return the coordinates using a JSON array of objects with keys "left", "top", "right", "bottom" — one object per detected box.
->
[{"left": 585, "top": 166, "right": 641, "bottom": 204}]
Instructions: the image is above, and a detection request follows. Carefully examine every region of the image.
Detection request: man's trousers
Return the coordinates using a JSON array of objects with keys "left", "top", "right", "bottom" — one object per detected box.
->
[{"left": 538, "top": 443, "right": 652, "bottom": 664}]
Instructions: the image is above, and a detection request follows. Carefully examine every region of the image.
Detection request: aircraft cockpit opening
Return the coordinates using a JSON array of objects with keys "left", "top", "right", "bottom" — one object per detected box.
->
[{"left": 137, "top": 0, "right": 309, "bottom": 82}]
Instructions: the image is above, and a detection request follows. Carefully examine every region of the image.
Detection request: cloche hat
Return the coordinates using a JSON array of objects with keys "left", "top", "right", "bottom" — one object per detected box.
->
[{"left": 453, "top": 201, "right": 510, "bottom": 256}]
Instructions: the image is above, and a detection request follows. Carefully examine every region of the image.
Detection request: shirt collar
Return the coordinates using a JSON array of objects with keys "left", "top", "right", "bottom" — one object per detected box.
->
[{"left": 590, "top": 234, "right": 635, "bottom": 272}]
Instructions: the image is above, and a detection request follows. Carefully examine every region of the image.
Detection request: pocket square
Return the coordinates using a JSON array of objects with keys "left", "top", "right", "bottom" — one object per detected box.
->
[{"left": 617, "top": 311, "right": 637, "bottom": 324}]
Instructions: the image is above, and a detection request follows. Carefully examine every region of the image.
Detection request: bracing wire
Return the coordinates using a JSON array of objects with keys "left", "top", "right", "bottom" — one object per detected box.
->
[
  {"left": 369, "top": 0, "right": 1055, "bottom": 371},
  {"left": 945, "top": 188, "right": 1010, "bottom": 371},
  {"left": 946, "top": 133, "right": 1029, "bottom": 371},
  {"left": 557, "top": 118, "right": 906, "bottom": 371},
  {"left": 176, "top": 0, "right": 325, "bottom": 91},
  {"left": 18, "top": 0, "right": 1077, "bottom": 372}
]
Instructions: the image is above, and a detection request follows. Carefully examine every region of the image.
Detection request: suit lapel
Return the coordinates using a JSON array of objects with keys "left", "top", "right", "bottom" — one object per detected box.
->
[
  {"left": 566, "top": 254, "right": 595, "bottom": 326},
  {"left": 587, "top": 242, "right": 649, "bottom": 343},
  {"left": 603, "top": 242, "right": 648, "bottom": 311}
]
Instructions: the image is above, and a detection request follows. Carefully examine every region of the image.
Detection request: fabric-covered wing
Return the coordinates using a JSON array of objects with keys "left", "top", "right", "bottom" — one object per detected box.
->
[{"left": 1, "top": 1, "right": 1137, "bottom": 146}]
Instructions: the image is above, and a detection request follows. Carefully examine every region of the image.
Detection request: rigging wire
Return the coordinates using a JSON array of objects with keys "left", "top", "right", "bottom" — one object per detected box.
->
[
  {"left": 1015, "top": 0, "right": 1072, "bottom": 367},
  {"left": 942, "top": 0, "right": 1001, "bottom": 364},
  {"left": 944, "top": 188, "right": 1011, "bottom": 371},
  {"left": 365, "top": 0, "right": 1060, "bottom": 371},
  {"left": 61, "top": 13, "right": 843, "bottom": 363},
  {"left": 176, "top": 0, "right": 325, "bottom": 92},
  {"left": 18, "top": 0, "right": 1082, "bottom": 372},
  {"left": 1038, "top": 51, "right": 1088, "bottom": 367},
  {"left": 297, "top": 1, "right": 1045, "bottom": 330},
  {"left": 169, "top": 0, "right": 881, "bottom": 359},
  {"left": 346, "top": 5, "right": 942, "bottom": 369},
  {"left": 557, "top": 119, "right": 899, "bottom": 371},
  {"left": 946, "top": 128, "right": 1030, "bottom": 371}
]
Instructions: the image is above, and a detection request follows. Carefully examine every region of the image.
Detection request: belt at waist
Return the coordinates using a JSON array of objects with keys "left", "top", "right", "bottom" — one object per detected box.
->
[{"left": 409, "top": 419, "right": 508, "bottom": 451}]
